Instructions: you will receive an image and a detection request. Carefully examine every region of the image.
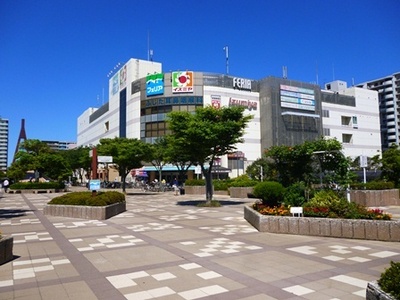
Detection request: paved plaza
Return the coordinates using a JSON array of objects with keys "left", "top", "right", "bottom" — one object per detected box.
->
[{"left": 1, "top": 188, "right": 400, "bottom": 299}]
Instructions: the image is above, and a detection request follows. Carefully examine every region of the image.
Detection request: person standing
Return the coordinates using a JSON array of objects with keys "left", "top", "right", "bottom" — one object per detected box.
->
[
  {"left": 172, "top": 178, "right": 179, "bottom": 196},
  {"left": 3, "top": 179, "right": 9, "bottom": 193}
]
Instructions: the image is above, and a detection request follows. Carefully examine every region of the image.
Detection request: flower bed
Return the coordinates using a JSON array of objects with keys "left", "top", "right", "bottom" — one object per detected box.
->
[{"left": 244, "top": 205, "right": 400, "bottom": 242}]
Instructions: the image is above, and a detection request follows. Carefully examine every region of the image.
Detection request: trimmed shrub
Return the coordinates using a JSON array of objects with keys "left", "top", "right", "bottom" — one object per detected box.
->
[
  {"left": 228, "top": 175, "right": 258, "bottom": 187},
  {"left": 377, "top": 261, "right": 400, "bottom": 299},
  {"left": 184, "top": 179, "right": 205, "bottom": 186},
  {"left": 48, "top": 191, "right": 125, "bottom": 206},
  {"left": 252, "top": 181, "right": 285, "bottom": 206},
  {"left": 10, "top": 181, "right": 65, "bottom": 190},
  {"left": 283, "top": 182, "right": 307, "bottom": 206}
]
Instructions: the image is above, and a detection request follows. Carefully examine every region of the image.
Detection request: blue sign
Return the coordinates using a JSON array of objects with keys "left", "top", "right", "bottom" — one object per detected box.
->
[
  {"left": 89, "top": 179, "right": 101, "bottom": 191},
  {"left": 146, "top": 73, "right": 164, "bottom": 96}
]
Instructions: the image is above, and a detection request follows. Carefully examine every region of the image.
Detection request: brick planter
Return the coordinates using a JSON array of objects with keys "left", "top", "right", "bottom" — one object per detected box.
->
[
  {"left": 366, "top": 281, "right": 396, "bottom": 300},
  {"left": 0, "top": 236, "right": 14, "bottom": 265},
  {"left": 43, "top": 202, "right": 126, "bottom": 220},
  {"left": 244, "top": 205, "right": 400, "bottom": 242}
]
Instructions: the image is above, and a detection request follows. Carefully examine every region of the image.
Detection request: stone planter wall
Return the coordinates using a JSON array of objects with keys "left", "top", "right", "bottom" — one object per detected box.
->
[
  {"left": 0, "top": 236, "right": 14, "bottom": 265},
  {"left": 366, "top": 281, "right": 396, "bottom": 300},
  {"left": 43, "top": 202, "right": 126, "bottom": 220},
  {"left": 184, "top": 186, "right": 206, "bottom": 195},
  {"left": 229, "top": 187, "right": 254, "bottom": 198},
  {"left": 350, "top": 189, "right": 400, "bottom": 206},
  {"left": 244, "top": 205, "right": 400, "bottom": 242}
]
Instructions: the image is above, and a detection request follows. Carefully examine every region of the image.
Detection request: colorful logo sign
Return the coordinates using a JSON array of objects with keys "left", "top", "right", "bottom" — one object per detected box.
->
[
  {"left": 229, "top": 97, "right": 257, "bottom": 111},
  {"left": 211, "top": 95, "right": 221, "bottom": 109},
  {"left": 146, "top": 73, "right": 164, "bottom": 96},
  {"left": 172, "top": 71, "right": 194, "bottom": 93}
]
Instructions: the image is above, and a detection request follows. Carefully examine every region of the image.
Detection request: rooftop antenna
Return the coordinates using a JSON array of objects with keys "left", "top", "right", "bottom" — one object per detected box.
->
[
  {"left": 316, "top": 61, "right": 319, "bottom": 85},
  {"left": 223, "top": 46, "right": 229, "bottom": 74},
  {"left": 282, "top": 66, "right": 288, "bottom": 79},
  {"left": 147, "top": 31, "right": 154, "bottom": 61}
]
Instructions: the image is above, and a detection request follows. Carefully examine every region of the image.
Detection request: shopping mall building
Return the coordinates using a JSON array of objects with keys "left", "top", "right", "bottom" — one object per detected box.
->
[{"left": 77, "top": 58, "right": 380, "bottom": 180}]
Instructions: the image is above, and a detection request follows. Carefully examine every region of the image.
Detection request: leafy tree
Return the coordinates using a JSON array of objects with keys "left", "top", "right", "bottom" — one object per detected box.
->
[
  {"left": 10, "top": 139, "right": 69, "bottom": 181},
  {"left": 167, "top": 105, "right": 252, "bottom": 202},
  {"left": 64, "top": 146, "right": 92, "bottom": 183},
  {"left": 144, "top": 137, "right": 168, "bottom": 182},
  {"left": 381, "top": 143, "right": 400, "bottom": 186},
  {"left": 163, "top": 134, "right": 195, "bottom": 184},
  {"left": 265, "top": 138, "right": 350, "bottom": 187},
  {"left": 97, "top": 137, "right": 149, "bottom": 192},
  {"left": 246, "top": 157, "right": 270, "bottom": 181}
]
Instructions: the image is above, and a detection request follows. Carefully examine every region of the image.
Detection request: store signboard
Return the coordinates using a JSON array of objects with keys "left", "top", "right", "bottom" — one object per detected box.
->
[
  {"left": 172, "top": 71, "right": 194, "bottom": 93},
  {"left": 146, "top": 73, "right": 164, "bottom": 96},
  {"left": 280, "top": 84, "right": 315, "bottom": 111}
]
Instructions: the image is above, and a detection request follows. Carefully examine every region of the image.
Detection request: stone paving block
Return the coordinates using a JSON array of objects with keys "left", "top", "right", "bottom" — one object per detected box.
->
[
  {"left": 320, "top": 219, "right": 331, "bottom": 237},
  {"left": 278, "top": 217, "right": 289, "bottom": 234},
  {"left": 341, "top": 220, "right": 354, "bottom": 239},
  {"left": 390, "top": 221, "right": 400, "bottom": 242},
  {"left": 353, "top": 220, "right": 366, "bottom": 239},
  {"left": 268, "top": 217, "right": 280, "bottom": 233},
  {"left": 309, "top": 219, "right": 320, "bottom": 236},
  {"left": 298, "top": 218, "right": 310, "bottom": 235},
  {"left": 288, "top": 218, "right": 299, "bottom": 234},
  {"left": 330, "top": 219, "right": 342, "bottom": 237},
  {"left": 365, "top": 221, "right": 379, "bottom": 240},
  {"left": 377, "top": 221, "right": 391, "bottom": 241}
]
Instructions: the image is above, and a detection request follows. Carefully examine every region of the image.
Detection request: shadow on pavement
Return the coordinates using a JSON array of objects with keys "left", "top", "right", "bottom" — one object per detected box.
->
[{"left": 0, "top": 209, "right": 34, "bottom": 219}]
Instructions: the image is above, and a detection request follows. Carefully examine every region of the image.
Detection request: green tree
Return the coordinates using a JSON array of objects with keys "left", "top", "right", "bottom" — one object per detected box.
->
[
  {"left": 381, "top": 143, "right": 400, "bottom": 186},
  {"left": 144, "top": 137, "right": 168, "bottom": 182},
  {"left": 163, "top": 134, "right": 195, "bottom": 184},
  {"left": 167, "top": 105, "right": 252, "bottom": 202},
  {"left": 11, "top": 139, "right": 70, "bottom": 181},
  {"left": 246, "top": 157, "right": 270, "bottom": 181},
  {"left": 64, "top": 146, "right": 92, "bottom": 183},
  {"left": 265, "top": 138, "right": 350, "bottom": 187},
  {"left": 97, "top": 137, "right": 149, "bottom": 193}
]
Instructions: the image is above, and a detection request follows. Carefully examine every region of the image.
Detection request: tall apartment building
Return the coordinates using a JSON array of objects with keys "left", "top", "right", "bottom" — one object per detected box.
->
[
  {"left": 357, "top": 72, "right": 400, "bottom": 151},
  {"left": 0, "top": 118, "right": 9, "bottom": 171}
]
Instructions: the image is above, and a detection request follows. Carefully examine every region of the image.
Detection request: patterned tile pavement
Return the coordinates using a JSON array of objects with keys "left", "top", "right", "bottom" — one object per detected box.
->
[{"left": 1, "top": 187, "right": 400, "bottom": 299}]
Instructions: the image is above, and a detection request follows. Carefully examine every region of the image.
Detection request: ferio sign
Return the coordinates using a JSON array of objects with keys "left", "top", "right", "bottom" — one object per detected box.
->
[{"left": 233, "top": 77, "right": 251, "bottom": 91}]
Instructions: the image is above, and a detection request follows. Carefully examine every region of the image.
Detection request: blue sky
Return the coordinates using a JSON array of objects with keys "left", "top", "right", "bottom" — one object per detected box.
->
[{"left": 1, "top": 0, "right": 399, "bottom": 165}]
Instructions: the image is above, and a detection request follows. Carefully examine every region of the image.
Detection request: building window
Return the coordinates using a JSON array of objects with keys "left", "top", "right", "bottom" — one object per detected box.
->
[
  {"left": 341, "top": 116, "right": 351, "bottom": 126},
  {"left": 322, "top": 110, "right": 330, "bottom": 118},
  {"left": 104, "top": 121, "right": 109, "bottom": 132},
  {"left": 323, "top": 128, "right": 330, "bottom": 136},
  {"left": 342, "top": 133, "right": 352, "bottom": 144},
  {"left": 352, "top": 116, "right": 358, "bottom": 128}
]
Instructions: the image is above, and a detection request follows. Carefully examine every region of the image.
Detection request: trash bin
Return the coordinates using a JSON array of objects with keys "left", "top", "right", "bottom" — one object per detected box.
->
[{"left": 180, "top": 188, "right": 185, "bottom": 195}]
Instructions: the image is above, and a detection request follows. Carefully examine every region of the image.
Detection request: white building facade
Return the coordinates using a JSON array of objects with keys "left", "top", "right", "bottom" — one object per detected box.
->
[
  {"left": 77, "top": 58, "right": 381, "bottom": 179},
  {"left": 0, "top": 118, "right": 8, "bottom": 171},
  {"left": 322, "top": 80, "right": 381, "bottom": 158}
]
